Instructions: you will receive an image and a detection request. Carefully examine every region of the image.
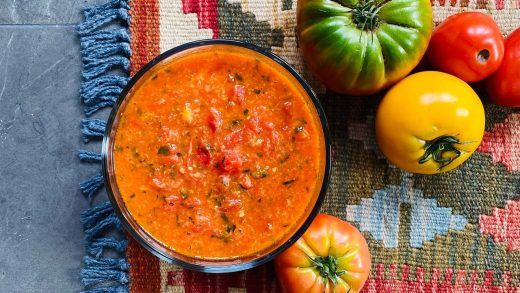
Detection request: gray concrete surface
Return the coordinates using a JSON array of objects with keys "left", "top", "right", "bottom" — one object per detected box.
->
[
  {"left": 0, "top": 0, "right": 100, "bottom": 24},
  {"left": 0, "top": 1, "right": 102, "bottom": 292}
]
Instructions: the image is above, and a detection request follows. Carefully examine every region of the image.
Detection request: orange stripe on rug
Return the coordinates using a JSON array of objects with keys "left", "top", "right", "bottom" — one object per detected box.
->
[{"left": 129, "top": 0, "right": 161, "bottom": 75}]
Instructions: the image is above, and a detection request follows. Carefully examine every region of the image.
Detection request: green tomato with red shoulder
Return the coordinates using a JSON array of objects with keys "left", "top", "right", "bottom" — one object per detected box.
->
[{"left": 296, "top": 0, "right": 433, "bottom": 95}]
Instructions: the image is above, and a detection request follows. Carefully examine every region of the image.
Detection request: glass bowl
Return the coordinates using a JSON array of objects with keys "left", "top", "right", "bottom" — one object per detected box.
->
[{"left": 102, "top": 39, "right": 332, "bottom": 273}]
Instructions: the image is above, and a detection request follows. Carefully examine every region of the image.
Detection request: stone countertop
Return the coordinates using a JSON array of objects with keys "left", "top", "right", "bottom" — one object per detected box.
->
[{"left": 0, "top": 1, "right": 105, "bottom": 292}]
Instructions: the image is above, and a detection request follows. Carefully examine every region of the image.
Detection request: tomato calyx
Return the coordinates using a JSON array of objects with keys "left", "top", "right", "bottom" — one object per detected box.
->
[
  {"left": 418, "top": 135, "right": 462, "bottom": 170},
  {"left": 309, "top": 255, "right": 348, "bottom": 288},
  {"left": 351, "top": 0, "right": 385, "bottom": 31}
]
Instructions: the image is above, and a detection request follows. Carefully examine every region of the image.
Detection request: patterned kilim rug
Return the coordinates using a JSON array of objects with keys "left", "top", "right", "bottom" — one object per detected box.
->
[{"left": 77, "top": 0, "right": 520, "bottom": 292}]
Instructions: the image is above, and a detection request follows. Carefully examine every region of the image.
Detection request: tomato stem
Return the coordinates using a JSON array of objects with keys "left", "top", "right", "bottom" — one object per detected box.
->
[
  {"left": 309, "top": 255, "right": 347, "bottom": 287},
  {"left": 352, "top": 0, "right": 382, "bottom": 31},
  {"left": 418, "top": 135, "right": 462, "bottom": 170}
]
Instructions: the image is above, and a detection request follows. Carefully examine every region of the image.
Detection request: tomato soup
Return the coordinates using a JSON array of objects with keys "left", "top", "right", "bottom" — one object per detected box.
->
[{"left": 113, "top": 45, "right": 326, "bottom": 259}]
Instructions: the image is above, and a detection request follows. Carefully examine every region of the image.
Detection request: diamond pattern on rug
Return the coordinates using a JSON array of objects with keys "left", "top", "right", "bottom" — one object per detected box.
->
[
  {"left": 480, "top": 200, "right": 520, "bottom": 252},
  {"left": 346, "top": 175, "right": 468, "bottom": 248}
]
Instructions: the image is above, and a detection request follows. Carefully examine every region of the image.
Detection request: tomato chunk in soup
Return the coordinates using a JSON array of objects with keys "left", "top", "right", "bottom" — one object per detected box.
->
[{"left": 114, "top": 46, "right": 325, "bottom": 259}]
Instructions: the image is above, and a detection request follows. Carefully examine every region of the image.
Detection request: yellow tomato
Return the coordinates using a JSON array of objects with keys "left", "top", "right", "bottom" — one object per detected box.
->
[{"left": 375, "top": 71, "right": 485, "bottom": 174}]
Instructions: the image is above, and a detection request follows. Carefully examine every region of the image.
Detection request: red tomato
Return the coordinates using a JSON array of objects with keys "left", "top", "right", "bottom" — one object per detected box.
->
[
  {"left": 208, "top": 107, "right": 222, "bottom": 132},
  {"left": 196, "top": 144, "right": 212, "bottom": 165},
  {"left": 224, "top": 130, "right": 243, "bottom": 147},
  {"left": 239, "top": 174, "right": 253, "bottom": 189},
  {"left": 246, "top": 115, "right": 261, "bottom": 133},
  {"left": 163, "top": 195, "right": 181, "bottom": 211},
  {"left": 220, "top": 150, "right": 244, "bottom": 173},
  {"left": 275, "top": 214, "right": 371, "bottom": 293},
  {"left": 485, "top": 28, "right": 520, "bottom": 107},
  {"left": 233, "top": 85, "right": 245, "bottom": 104},
  {"left": 427, "top": 12, "right": 504, "bottom": 82},
  {"left": 219, "top": 198, "right": 242, "bottom": 211}
]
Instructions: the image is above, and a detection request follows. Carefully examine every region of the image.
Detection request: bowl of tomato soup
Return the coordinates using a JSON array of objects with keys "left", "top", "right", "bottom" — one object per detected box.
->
[{"left": 103, "top": 40, "right": 331, "bottom": 272}]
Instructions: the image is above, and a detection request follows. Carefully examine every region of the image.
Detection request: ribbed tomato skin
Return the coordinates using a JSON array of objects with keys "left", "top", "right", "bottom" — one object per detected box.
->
[{"left": 297, "top": 0, "right": 433, "bottom": 95}]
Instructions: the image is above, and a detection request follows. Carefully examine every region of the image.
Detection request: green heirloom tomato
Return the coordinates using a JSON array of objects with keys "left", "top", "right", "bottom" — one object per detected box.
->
[{"left": 297, "top": 0, "right": 433, "bottom": 95}]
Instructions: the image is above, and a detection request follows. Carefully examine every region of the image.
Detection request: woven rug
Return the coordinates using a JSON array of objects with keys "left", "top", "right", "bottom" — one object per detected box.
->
[{"left": 76, "top": 0, "right": 520, "bottom": 292}]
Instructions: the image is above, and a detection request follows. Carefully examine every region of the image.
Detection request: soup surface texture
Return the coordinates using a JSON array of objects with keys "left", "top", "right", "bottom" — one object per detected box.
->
[{"left": 114, "top": 45, "right": 325, "bottom": 259}]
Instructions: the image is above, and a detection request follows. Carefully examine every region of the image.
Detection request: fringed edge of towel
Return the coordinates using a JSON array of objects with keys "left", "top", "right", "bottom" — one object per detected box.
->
[{"left": 77, "top": 0, "right": 131, "bottom": 292}]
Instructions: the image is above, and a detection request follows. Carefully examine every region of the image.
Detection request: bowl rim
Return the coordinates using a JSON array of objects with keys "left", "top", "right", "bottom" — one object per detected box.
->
[{"left": 102, "top": 39, "right": 332, "bottom": 273}]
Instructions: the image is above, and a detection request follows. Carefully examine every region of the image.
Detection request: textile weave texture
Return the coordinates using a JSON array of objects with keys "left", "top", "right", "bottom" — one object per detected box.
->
[{"left": 77, "top": 0, "right": 520, "bottom": 292}]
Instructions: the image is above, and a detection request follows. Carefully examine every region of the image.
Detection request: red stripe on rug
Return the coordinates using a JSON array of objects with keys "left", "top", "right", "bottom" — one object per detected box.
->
[
  {"left": 181, "top": 0, "right": 219, "bottom": 38},
  {"left": 126, "top": 235, "right": 161, "bottom": 293},
  {"left": 165, "top": 263, "right": 279, "bottom": 292},
  {"left": 129, "top": 0, "right": 161, "bottom": 75},
  {"left": 361, "top": 264, "right": 515, "bottom": 292}
]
